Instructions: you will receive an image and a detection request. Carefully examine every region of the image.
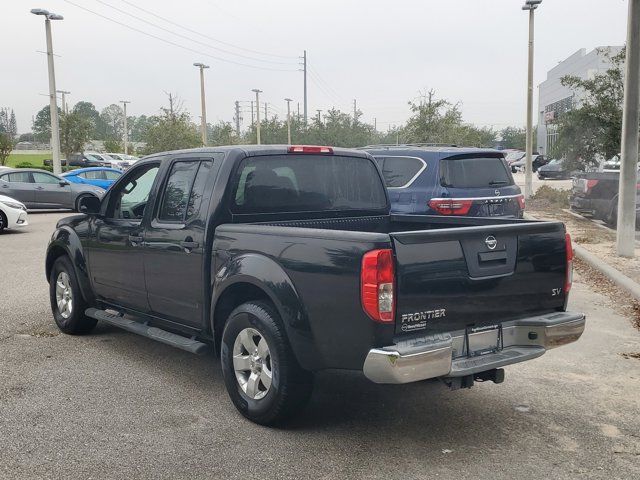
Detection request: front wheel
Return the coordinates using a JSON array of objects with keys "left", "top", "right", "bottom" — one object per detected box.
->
[
  {"left": 49, "top": 256, "right": 97, "bottom": 334},
  {"left": 220, "top": 301, "right": 313, "bottom": 425}
]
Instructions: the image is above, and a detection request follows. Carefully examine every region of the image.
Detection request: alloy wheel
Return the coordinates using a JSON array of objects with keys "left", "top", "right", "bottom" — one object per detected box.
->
[
  {"left": 55, "top": 271, "right": 73, "bottom": 319},
  {"left": 232, "top": 327, "right": 273, "bottom": 400}
]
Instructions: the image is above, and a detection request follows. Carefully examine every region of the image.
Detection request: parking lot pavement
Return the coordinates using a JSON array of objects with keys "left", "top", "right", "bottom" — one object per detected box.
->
[
  {"left": 512, "top": 171, "right": 572, "bottom": 193},
  {"left": 1, "top": 213, "right": 639, "bottom": 480}
]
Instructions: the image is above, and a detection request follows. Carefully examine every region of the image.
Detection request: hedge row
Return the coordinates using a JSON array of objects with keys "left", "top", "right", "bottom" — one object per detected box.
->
[{"left": 14, "top": 162, "right": 79, "bottom": 173}]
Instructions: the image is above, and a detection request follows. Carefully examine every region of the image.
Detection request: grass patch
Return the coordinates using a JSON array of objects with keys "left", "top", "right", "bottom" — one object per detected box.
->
[
  {"left": 3, "top": 153, "right": 52, "bottom": 168},
  {"left": 530, "top": 185, "right": 570, "bottom": 209}
]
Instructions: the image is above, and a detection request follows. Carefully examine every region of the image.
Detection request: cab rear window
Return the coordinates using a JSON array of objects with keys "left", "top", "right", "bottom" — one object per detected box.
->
[
  {"left": 232, "top": 154, "right": 387, "bottom": 214},
  {"left": 439, "top": 156, "right": 513, "bottom": 189}
]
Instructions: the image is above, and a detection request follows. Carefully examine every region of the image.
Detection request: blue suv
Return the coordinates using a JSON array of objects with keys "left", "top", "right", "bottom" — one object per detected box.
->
[{"left": 363, "top": 145, "right": 524, "bottom": 217}]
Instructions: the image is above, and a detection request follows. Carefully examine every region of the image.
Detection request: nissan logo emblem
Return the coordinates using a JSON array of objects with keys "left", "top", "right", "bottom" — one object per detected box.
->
[{"left": 485, "top": 236, "right": 498, "bottom": 250}]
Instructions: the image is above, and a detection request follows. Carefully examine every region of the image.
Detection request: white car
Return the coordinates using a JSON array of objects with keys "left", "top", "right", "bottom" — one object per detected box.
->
[
  {"left": 106, "top": 153, "right": 139, "bottom": 170},
  {"left": 0, "top": 194, "right": 28, "bottom": 232}
]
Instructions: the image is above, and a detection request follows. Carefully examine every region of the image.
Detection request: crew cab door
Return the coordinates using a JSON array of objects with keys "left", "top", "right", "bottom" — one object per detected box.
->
[
  {"left": 143, "top": 156, "right": 218, "bottom": 327},
  {"left": 86, "top": 162, "right": 161, "bottom": 312}
]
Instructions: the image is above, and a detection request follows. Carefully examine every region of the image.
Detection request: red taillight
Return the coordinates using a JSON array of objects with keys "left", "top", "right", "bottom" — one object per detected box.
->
[
  {"left": 585, "top": 179, "right": 599, "bottom": 194},
  {"left": 516, "top": 194, "right": 525, "bottom": 210},
  {"left": 287, "top": 145, "right": 334, "bottom": 154},
  {"left": 428, "top": 198, "right": 473, "bottom": 215},
  {"left": 361, "top": 249, "right": 395, "bottom": 323},
  {"left": 565, "top": 233, "right": 573, "bottom": 294}
]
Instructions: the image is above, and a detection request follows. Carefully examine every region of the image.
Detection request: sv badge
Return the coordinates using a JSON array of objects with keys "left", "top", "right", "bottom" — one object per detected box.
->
[{"left": 551, "top": 288, "right": 562, "bottom": 296}]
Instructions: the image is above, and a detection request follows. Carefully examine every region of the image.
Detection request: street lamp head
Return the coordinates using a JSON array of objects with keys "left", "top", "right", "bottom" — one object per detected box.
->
[
  {"left": 48, "top": 14, "right": 64, "bottom": 20},
  {"left": 252, "top": 89, "right": 262, "bottom": 93},
  {"left": 30, "top": 8, "right": 50, "bottom": 15},
  {"left": 193, "top": 62, "right": 209, "bottom": 69},
  {"left": 284, "top": 98, "right": 293, "bottom": 102},
  {"left": 526, "top": 0, "right": 542, "bottom": 5},
  {"left": 522, "top": 0, "right": 541, "bottom": 9}
]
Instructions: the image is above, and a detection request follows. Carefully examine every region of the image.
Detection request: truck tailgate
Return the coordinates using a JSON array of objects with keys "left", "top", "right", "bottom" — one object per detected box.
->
[{"left": 390, "top": 221, "right": 567, "bottom": 335}]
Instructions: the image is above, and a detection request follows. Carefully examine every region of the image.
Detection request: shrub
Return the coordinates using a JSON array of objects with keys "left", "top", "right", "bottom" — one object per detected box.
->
[{"left": 530, "top": 185, "right": 570, "bottom": 208}]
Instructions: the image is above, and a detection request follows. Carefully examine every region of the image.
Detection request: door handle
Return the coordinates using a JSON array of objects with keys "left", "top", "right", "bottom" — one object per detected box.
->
[
  {"left": 1, "top": 184, "right": 8, "bottom": 188},
  {"left": 180, "top": 240, "right": 199, "bottom": 251},
  {"left": 128, "top": 234, "right": 144, "bottom": 246},
  {"left": 35, "top": 186, "right": 44, "bottom": 190}
]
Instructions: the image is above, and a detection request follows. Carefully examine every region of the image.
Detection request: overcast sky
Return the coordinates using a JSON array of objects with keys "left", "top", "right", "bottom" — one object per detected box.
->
[{"left": 1, "top": 0, "right": 629, "bottom": 134}]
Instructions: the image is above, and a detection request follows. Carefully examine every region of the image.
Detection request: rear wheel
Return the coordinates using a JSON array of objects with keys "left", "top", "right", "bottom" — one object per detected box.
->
[
  {"left": 49, "top": 256, "right": 97, "bottom": 334},
  {"left": 605, "top": 202, "right": 618, "bottom": 228},
  {"left": 220, "top": 301, "right": 313, "bottom": 425},
  {"left": 0, "top": 211, "right": 7, "bottom": 232}
]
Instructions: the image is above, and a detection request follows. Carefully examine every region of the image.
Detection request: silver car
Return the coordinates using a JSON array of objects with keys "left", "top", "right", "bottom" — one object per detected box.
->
[{"left": 0, "top": 168, "right": 105, "bottom": 211}]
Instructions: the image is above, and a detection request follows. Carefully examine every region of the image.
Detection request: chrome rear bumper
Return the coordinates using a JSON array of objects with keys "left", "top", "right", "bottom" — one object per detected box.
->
[{"left": 362, "top": 311, "right": 585, "bottom": 384}]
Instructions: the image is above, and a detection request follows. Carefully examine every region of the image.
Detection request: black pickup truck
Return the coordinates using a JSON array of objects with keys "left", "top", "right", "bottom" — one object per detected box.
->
[{"left": 46, "top": 145, "right": 585, "bottom": 425}]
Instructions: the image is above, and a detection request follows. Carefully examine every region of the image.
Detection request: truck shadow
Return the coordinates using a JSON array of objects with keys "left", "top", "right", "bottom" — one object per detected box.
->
[{"left": 92, "top": 323, "right": 531, "bottom": 449}]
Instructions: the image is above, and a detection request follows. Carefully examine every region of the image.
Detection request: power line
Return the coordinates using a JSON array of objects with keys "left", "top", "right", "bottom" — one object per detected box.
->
[
  {"left": 120, "top": 0, "right": 296, "bottom": 60},
  {"left": 61, "top": 0, "right": 298, "bottom": 72},
  {"left": 307, "top": 64, "right": 346, "bottom": 103},
  {"left": 93, "top": 0, "right": 297, "bottom": 65}
]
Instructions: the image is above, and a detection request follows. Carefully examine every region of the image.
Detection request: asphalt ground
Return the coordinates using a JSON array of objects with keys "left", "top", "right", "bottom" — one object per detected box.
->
[{"left": 1, "top": 212, "right": 639, "bottom": 480}]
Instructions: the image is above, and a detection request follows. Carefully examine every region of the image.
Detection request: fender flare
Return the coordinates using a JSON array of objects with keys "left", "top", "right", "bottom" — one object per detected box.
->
[
  {"left": 46, "top": 226, "right": 95, "bottom": 304},
  {"left": 211, "top": 253, "right": 320, "bottom": 370}
]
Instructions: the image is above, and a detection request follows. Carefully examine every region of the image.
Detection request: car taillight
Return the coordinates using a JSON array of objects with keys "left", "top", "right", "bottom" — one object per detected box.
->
[
  {"left": 585, "top": 179, "right": 599, "bottom": 194},
  {"left": 361, "top": 249, "right": 395, "bottom": 323},
  {"left": 288, "top": 145, "right": 334, "bottom": 154},
  {"left": 516, "top": 194, "right": 525, "bottom": 210},
  {"left": 428, "top": 198, "right": 473, "bottom": 215},
  {"left": 565, "top": 233, "right": 573, "bottom": 294}
]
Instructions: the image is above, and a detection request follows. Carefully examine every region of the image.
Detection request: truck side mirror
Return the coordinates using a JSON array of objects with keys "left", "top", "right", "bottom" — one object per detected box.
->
[{"left": 79, "top": 195, "right": 101, "bottom": 215}]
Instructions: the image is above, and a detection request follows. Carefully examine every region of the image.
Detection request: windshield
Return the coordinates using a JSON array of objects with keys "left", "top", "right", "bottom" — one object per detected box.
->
[
  {"left": 439, "top": 156, "right": 513, "bottom": 189},
  {"left": 232, "top": 154, "right": 387, "bottom": 214},
  {"left": 505, "top": 151, "right": 525, "bottom": 161}
]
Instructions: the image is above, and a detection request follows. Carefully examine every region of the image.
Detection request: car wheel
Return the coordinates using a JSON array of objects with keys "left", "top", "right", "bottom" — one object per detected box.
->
[
  {"left": 221, "top": 301, "right": 313, "bottom": 425},
  {"left": 0, "top": 210, "right": 6, "bottom": 232},
  {"left": 605, "top": 203, "right": 618, "bottom": 228},
  {"left": 75, "top": 194, "right": 94, "bottom": 213},
  {"left": 49, "top": 256, "right": 97, "bottom": 334}
]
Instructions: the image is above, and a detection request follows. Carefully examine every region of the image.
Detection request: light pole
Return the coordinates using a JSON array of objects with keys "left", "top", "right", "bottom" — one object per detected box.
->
[
  {"left": 31, "top": 8, "right": 63, "bottom": 175},
  {"left": 56, "top": 90, "right": 70, "bottom": 114},
  {"left": 120, "top": 100, "right": 130, "bottom": 154},
  {"left": 616, "top": 0, "right": 640, "bottom": 257},
  {"left": 252, "top": 89, "right": 262, "bottom": 145},
  {"left": 284, "top": 98, "right": 293, "bottom": 144},
  {"left": 522, "top": 0, "right": 541, "bottom": 200},
  {"left": 193, "top": 62, "right": 209, "bottom": 146}
]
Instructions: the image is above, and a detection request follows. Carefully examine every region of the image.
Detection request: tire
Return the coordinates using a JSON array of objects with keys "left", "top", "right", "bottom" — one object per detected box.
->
[
  {"left": 75, "top": 194, "right": 94, "bottom": 213},
  {"left": 220, "top": 301, "right": 313, "bottom": 425},
  {"left": 605, "top": 203, "right": 618, "bottom": 228},
  {"left": 0, "top": 210, "right": 7, "bottom": 232},
  {"left": 49, "top": 256, "right": 97, "bottom": 335}
]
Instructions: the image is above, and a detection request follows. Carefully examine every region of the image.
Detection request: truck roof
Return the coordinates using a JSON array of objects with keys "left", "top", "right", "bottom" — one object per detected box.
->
[{"left": 142, "top": 145, "right": 373, "bottom": 161}]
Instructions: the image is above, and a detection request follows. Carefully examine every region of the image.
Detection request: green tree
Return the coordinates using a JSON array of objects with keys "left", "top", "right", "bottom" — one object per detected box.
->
[
  {"left": 500, "top": 126, "right": 527, "bottom": 150},
  {"left": 103, "top": 138, "right": 123, "bottom": 152},
  {"left": 99, "top": 104, "right": 124, "bottom": 141},
  {"left": 0, "top": 108, "right": 18, "bottom": 139},
  {"left": 72, "top": 101, "right": 101, "bottom": 139},
  {"left": 59, "top": 111, "right": 93, "bottom": 158},
  {"left": 207, "top": 121, "right": 239, "bottom": 146},
  {"left": 551, "top": 48, "right": 625, "bottom": 171},
  {"left": 0, "top": 133, "right": 15, "bottom": 166},
  {"left": 141, "top": 95, "right": 201, "bottom": 154},
  {"left": 32, "top": 105, "right": 61, "bottom": 143}
]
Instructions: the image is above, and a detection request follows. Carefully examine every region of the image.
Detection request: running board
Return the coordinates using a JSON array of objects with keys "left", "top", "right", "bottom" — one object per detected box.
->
[{"left": 85, "top": 308, "right": 208, "bottom": 354}]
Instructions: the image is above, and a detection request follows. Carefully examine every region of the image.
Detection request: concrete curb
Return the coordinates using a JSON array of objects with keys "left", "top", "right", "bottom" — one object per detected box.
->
[
  {"left": 525, "top": 210, "right": 640, "bottom": 302},
  {"left": 573, "top": 244, "right": 640, "bottom": 303}
]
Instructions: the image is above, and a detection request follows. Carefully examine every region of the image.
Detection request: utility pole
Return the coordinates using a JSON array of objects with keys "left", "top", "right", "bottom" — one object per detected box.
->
[
  {"left": 252, "top": 89, "right": 262, "bottom": 145},
  {"left": 353, "top": 99, "right": 357, "bottom": 123},
  {"left": 522, "top": 0, "right": 541, "bottom": 199},
  {"left": 316, "top": 109, "right": 322, "bottom": 124},
  {"left": 264, "top": 102, "right": 268, "bottom": 121},
  {"left": 31, "top": 9, "right": 63, "bottom": 175},
  {"left": 193, "top": 62, "right": 209, "bottom": 146},
  {"left": 302, "top": 50, "right": 308, "bottom": 125},
  {"left": 617, "top": 0, "right": 640, "bottom": 257},
  {"left": 297, "top": 102, "right": 300, "bottom": 121},
  {"left": 234, "top": 101, "right": 241, "bottom": 136},
  {"left": 250, "top": 101, "right": 255, "bottom": 126},
  {"left": 57, "top": 90, "right": 70, "bottom": 114},
  {"left": 120, "top": 100, "right": 130, "bottom": 154},
  {"left": 374, "top": 117, "right": 377, "bottom": 131},
  {"left": 285, "top": 98, "right": 293, "bottom": 144}
]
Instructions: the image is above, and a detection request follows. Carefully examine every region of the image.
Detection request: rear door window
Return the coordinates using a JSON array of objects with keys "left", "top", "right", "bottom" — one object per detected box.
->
[
  {"left": 5, "top": 172, "right": 32, "bottom": 183},
  {"left": 374, "top": 156, "right": 425, "bottom": 188},
  {"left": 158, "top": 161, "right": 200, "bottom": 222},
  {"left": 439, "top": 156, "right": 513, "bottom": 188},
  {"left": 232, "top": 154, "right": 387, "bottom": 214}
]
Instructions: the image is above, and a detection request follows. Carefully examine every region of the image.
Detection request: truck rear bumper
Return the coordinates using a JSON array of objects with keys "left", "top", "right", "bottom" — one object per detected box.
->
[{"left": 362, "top": 311, "right": 585, "bottom": 384}]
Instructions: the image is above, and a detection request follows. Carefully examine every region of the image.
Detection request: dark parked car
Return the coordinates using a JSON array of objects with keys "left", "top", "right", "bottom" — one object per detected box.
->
[
  {"left": 67, "top": 153, "right": 107, "bottom": 168},
  {"left": 363, "top": 145, "right": 525, "bottom": 217},
  {"left": 0, "top": 168, "right": 105, "bottom": 210},
  {"left": 538, "top": 159, "right": 571, "bottom": 180},
  {"left": 510, "top": 154, "right": 550, "bottom": 173},
  {"left": 46, "top": 145, "right": 584, "bottom": 425},
  {"left": 570, "top": 172, "right": 640, "bottom": 226}
]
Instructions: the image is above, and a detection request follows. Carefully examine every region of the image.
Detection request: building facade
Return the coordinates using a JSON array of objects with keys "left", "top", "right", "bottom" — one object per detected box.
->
[{"left": 536, "top": 46, "right": 623, "bottom": 155}]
